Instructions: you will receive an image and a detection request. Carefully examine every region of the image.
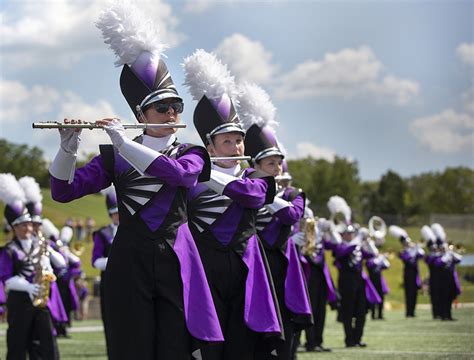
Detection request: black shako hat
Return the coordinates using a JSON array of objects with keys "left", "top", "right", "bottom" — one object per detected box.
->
[
  {"left": 193, "top": 94, "right": 245, "bottom": 145},
  {"left": 244, "top": 124, "right": 284, "bottom": 162}
]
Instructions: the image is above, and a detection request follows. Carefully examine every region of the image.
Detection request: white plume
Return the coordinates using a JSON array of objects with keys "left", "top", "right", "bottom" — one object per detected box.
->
[
  {"left": 60, "top": 226, "right": 74, "bottom": 244},
  {"left": 389, "top": 225, "right": 408, "bottom": 239},
  {"left": 431, "top": 223, "right": 446, "bottom": 242},
  {"left": 327, "top": 195, "right": 351, "bottom": 222},
  {"left": 96, "top": 0, "right": 168, "bottom": 66},
  {"left": 236, "top": 82, "right": 278, "bottom": 131},
  {"left": 182, "top": 49, "right": 239, "bottom": 102},
  {"left": 42, "top": 218, "right": 60, "bottom": 240},
  {"left": 18, "top": 176, "right": 43, "bottom": 203},
  {"left": 0, "top": 173, "right": 25, "bottom": 205},
  {"left": 421, "top": 225, "right": 436, "bottom": 242}
]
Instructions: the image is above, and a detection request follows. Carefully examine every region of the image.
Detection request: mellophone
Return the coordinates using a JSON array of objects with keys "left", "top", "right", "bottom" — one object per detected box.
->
[{"left": 32, "top": 122, "right": 251, "bottom": 162}]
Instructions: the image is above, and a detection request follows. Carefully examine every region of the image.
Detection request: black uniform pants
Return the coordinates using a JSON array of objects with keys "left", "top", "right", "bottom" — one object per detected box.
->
[
  {"left": 99, "top": 273, "right": 111, "bottom": 358},
  {"left": 197, "top": 244, "right": 258, "bottom": 360},
  {"left": 369, "top": 271, "right": 384, "bottom": 319},
  {"left": 403, "top": 266, "right": 418, "bottom": 317},
  {"left": 6, "top": 291, "right": 58, "bottom": 360},
  {"left": 429, "top": 265, "right": 441, "bottom": 319},
  {"left": 438, "top": 267, "right": 456, "bottom": 320},
  {"left": 305, "top": 265, "right": 328, "bottom": 348},
  {"left": 104, "top": 231, "right": 191, "bottom": 360},
  {"left": 338, "top": 270, "right": 366, "bottom": 346}
]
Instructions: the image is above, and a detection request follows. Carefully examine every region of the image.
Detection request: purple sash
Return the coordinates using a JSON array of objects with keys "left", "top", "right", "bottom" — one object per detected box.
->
[
  {"left": 284, "top": 238, "right": 312, "bottom": 316},
  {"left": 242, "top": 235, "right": 281, "bottom": 334},
  {"left": 173, "top": 223, "right": 224, "bottom": 341},
  {"left": 381, "top": 274, "right": 390, "bottom": 295},
  {"left": 362, "top": 270, "right": 382, "bottom": 304},
  {"left": 69, "top": 277, "right": 80, "bottom": 311},
  {"left": 48, "top": 281, "right": 69, "bottom": 323},
  {"left": 453, "top": 269, "right": 462, "bottom": 296},
  {"left": 323, "top": 263, "right": 338, "bottom": 303}
]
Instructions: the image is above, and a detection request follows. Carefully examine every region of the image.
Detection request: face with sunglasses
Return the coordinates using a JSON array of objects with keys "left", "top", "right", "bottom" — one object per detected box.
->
[{"left": 141, "top": 98, "right": 184, "bottom": 137}]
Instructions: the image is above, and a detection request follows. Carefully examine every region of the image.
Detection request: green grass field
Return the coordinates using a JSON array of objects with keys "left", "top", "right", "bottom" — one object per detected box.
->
[{"left": 1, "top": 307, "right": 473, "bottom": 359}]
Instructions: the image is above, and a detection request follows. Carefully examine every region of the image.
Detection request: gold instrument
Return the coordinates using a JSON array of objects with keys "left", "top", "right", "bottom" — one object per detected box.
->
[
  {"left": 300, "top": 217, "right": 317, "bottom": 256},
  {"left": 32, "top": 121, "right": 186, "bottom": 129},
  {"left": 71, "top": 241, "right": 85, "bottom": 257},
  {"left": 32, "top": 231, "right": 57, "bottom": 308}
]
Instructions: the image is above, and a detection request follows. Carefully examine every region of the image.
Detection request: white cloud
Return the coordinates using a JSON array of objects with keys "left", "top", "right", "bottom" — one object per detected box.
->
[
  {"left": 0, "top": 78, "right": 131, "bottom": 160},
  {"left": 214, "top": 33, "right": 277, "bottom": 84},
  {"left": 456, "top": 43, "right": 474, "bottom": 65},
  {"left": 293, "top": 142, "right": 337, "bottom": 162},
  {"left": 0, "top": 0, "right": 184, "bottom": 71},
  {"left": 0, "top": 79, "right": 60, "bottom": 123},
  {"left": 274, "top": 46, "right": 419, "bottom": 105},
  {"left": 409, "top": 109, "right": 474, "bottom": 153}
]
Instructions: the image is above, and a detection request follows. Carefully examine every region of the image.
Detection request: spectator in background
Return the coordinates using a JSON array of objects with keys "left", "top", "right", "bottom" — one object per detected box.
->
[{"left": 85, "top": 217, "right": 96, "bottom": 243}]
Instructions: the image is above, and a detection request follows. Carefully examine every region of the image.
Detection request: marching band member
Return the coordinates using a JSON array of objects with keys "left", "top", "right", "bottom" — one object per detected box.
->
[
  {"left": 327, "top": 196, "right": 381, "bottom": 348},
  {"left": 364, "top": 236, "right": 390, "bottom": 320},
  {"left": 92, "top": 185, "right": 119, "bottom": 356},
  {"left": 431, "top": 223, "right": 462, "bottom": 321},
  {"left": 49, "top": 3, "right": 222, "bottom": 359},
  {"left": 0, "top": 173, "right": 65, "bottom": 359},
  {"left": 236, "top": 82, "right": 312, "bottom": 359},
  {"left": 423, "top": 225, "right": 442, "bottom": 319},
  {"left": 19, "top": 177, "right": 70, "bottom": 341},
  {"left": 183, "top": 50, "right": 281, "bottom": 360},
  {"left": 391, "top": 225, "right": 425, "bottom": 318},
  {"left": 54, "top": 225, "right": 82, "bottom": 337},
  {"left": 295, "top": 215, "right": 337, "bottom": 354}
]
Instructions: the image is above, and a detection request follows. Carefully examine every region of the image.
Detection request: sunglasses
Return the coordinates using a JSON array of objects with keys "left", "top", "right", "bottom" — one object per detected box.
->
[{"left": 152, "top": 101, "right": 184, "bottom": 114}]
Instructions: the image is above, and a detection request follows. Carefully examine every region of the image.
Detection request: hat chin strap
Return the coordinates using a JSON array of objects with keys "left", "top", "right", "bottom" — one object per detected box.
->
[{"left": 136, "top": 105, "right": 148, "bottom": 127}]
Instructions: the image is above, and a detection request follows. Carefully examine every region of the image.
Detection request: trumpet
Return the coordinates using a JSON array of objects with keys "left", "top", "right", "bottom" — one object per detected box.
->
[{"left": 32, "top": 121, "right": 186, "bottom": 129}]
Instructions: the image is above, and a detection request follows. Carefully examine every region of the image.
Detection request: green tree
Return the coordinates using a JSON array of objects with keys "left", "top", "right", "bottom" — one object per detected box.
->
[{"left": 0, "top": 139, "right": 49, "bottom": 186}]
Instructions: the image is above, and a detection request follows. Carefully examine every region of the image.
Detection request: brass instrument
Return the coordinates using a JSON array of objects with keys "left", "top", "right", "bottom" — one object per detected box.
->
[
  {"left": 71, "top": 241, "right": 85, "bottom": 257},
  {"left": 32, "top": 231, "right": 57, "bottom": 308},
  {"left": 32, "top": 121, "right": 186, "bottom": 129},
  {"left": 300, "top": 217, "right": 317, "bottom": 256},
  {"left": 330, "top": 211, "right": 348, "bottom": 234},
  {"left": 368, "top": 216, "right": 386, "bottom": 240}
]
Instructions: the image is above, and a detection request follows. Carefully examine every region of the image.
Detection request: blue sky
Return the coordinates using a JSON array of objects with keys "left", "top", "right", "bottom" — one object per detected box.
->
[{"left": 0, "top": 0, "right": 472, "bottom": 181}]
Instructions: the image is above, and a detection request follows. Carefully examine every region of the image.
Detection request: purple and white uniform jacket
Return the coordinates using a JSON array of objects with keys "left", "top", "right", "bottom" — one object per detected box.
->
[
  {"left": 0, "top": 238, "right": 68, "bottom": 321},
  {"left": 334, "top": 241, "right": 382, "bottom": 304},
  {"left": 400, "top": 245, "right": 425, "bottom": 289}
]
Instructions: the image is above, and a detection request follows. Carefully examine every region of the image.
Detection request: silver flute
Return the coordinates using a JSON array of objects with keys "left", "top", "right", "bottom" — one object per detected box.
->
[
  {"left": 32, "top": 122, "right": 186, "bottom": 129},
  {"left": 210, "top": 156, "right": 251, "bottom": 161}
]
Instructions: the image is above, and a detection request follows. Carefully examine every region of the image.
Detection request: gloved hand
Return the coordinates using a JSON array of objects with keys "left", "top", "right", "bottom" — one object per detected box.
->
[
  {"left": 5, "top": 275, "right": 41, "bottom": 300},
  {"left": 104, "top": 118, "right": 127, "bottom": 149},
  {"left": 59, "top": 126, "right": 82, "bottom": 154},
  {"left": 292, "top": 232, "right": 306, "bottom": 246},
  {"left": 93, "top": 257, "right": 108, "bottom": 271}
]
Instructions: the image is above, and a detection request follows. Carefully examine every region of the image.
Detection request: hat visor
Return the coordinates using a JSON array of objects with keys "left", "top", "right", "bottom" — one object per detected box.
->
[
  {"left": 142, "top": 92, "right": 183, "bottom": 109},
  {"left": 255, "top": 148, "right": 285, "bottom": 162},
  {"left": 11, "top": 214, "right": 32, "bottom": 227},
  {"left": 212, "top": 124, "right": 246, "bottom": 137}
]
